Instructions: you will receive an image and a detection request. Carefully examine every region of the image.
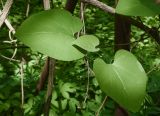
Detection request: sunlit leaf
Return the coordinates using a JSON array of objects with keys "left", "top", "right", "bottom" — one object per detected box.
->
[{"left": 16, "top": 9, "right": 84, "bottom": 61}]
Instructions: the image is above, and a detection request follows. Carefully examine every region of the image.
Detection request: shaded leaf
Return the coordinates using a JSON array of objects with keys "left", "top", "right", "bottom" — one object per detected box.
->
[
  {"left": 51, "top": 100, "right": 59, "bottom": 108},
  {"left": 60, "top": 83, "right": 76, "bottom": 99},
  {"left": 49, "top": 110, "right": 58, "bottom": 116},
  {"left": 69, "top": 98, "right": 79, "bottom": 112},
  {"left": 52, "top": 91, "right": 58, "bottom": 100},
  {"left": 147, "top": 71, "right": 160, "bottom": 93},
  {"left": 116, "top": 0, "right": 160, "bottom": 16},
  {"left": 93, "top": 50, "right": 148, "bottom": 112},
  {"left": 61, "top": 99, "right": 68, "bottom": 110},
  {"left": 72, "top": 35, "right": 99, "bottom": 52}
]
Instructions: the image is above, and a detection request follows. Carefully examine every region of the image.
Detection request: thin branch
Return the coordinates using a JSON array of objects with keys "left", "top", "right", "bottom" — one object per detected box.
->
[
  {"left": 0, "top": 54, "right": 20, "bottom": 62},
  {"left": 80, "top": 2, "right": 86, "bottom": 34},
  {"left": 0, "top": 0, "right": 13, "bottom": 28},
  {"left": 0, "top": 11, "right": 15, "bottom": 34},
  {"left": 81, "top": 0, "right": 115, "bottom": 14},
  {"left": 78, "top": 2, "right": 90, "bottom": 106},
  {"left": 95, "top": 96, "right": 108, "bottom": 116},
  {"left": 9, "top": 30, "right": 17, "bottom": 59},
  {"left": 0, "top": 29, "right": 18, "bottom": 61},
  {"left": 147, "top": 64, "right": 160, "bottom": 75},
  {"left": 20, "top": 58, "right": 25, "bottom": 107},
  {"left": 0, "top": 0, "right": 15, "bottom": 34},
  {"left": 81, "top": 0, "right": 160, "bottom": 44},
  {"left": 83, "top": 59, "right": 90, "bottom": 107},
  {"left": 36, "top": 57, "right": 49, "bottom": 94},
  {"left": 26, "top": 0, "right": 30, "bottom": 17},
  {"left": 128, "top": 17, "right": 160, "bottom": 44}
]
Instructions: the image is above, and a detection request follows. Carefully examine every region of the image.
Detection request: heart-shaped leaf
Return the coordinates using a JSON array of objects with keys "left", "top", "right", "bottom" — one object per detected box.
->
[
  {"left": 93, "top": 50, "right": 148, "bottom": 112},
  {"left": 16, "top": 9, "right": 99, "bottom": 61},
  {"left": 116, "top": 0, "right": 160, "bottom": 16},
  {"left": 73, "top": 35, "right": 99, "bottom": 52}
]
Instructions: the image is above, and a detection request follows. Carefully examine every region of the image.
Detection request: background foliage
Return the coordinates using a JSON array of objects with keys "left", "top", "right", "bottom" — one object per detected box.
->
[{"left": 0, "top": 0, "right": 160, "bottom": 116}]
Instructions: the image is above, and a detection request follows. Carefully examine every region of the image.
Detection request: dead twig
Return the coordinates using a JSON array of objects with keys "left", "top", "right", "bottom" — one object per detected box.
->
[
  {"left": 20, "top": 58, "right": 25, "bottom": 107},
  {"left": 0, "top": 10, "right": 15, "bottom": 34},
  {"left": 0, "top": 0, "right": 13, "bottom": 28},
  {"left": 95, "top": 96, "right": 108, "bottom": 116},
  {"left": 81, "top": 0, "right": 115, "bottom": 14}
]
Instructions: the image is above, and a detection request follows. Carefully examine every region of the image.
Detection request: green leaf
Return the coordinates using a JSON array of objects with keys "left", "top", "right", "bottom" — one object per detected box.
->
[
  {"left": 72, "top": 35, "right": 99, "bottom": 52},
  {"left": 61, "top": 99, "right": 68, "bottom": 110},
  {"left": 87, "top": 101, "right": 99, "bottom": 112},
  {"left": 95, "top": 95, "right": 102, "bottom": 104},
  {"left": 0, "top": 94, "right": 4, "bottom": 99},
  {"left": 63, "top": 112, "right": 76, "bottom": 116},
  {"left": 69, "top": 98, "right": 79, "bottom": 112},
  {"left": 60, "top": 83, "right": 76, "bottom": 99},
  {"left": 52, "top": 91, "right": 58, "bottom": 100},
  {"left": 0, "top": 102, "right": 10, "bottom": 111},
  {"left": 116, "top": 0, "right": 160, "bottom": 16},
  {"left": 49, "top": 110, "right": 58, "bottom": 116},
  {"left": 51, "top": 100, "right": 59, "bottom": 108},
  {"left": 16, "top": 9, "right": 84, "bottom": 61},
  {"left": 93, "top": 50, "right": 148, "bottom": 112},
  {"left": 148, "top": 71, "right": 160, "bottom": 93},
  {"left": 62, "top": 92, "right": 70, "bottom": 99}
]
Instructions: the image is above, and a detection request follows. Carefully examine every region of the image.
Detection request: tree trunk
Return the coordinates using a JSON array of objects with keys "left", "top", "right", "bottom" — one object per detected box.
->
[
  {"left": 114, "top": 14, "right": 131, "bottom": 51},
  {"left": 114, "top": 13, "right": 131, "bottom": 116},
  {"left": 65, "top": 0, "right": 78, "bottom": 13}
]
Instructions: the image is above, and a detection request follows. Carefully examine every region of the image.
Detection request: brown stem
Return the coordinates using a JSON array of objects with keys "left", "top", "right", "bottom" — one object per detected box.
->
[
  {"left": 81, "top": 0, "right": 115, "bottom": 14},
  {"left": 44, "top": 58, "right": 56, "bottom": 116},
  {"left": 35, "top": 57, "right": 49, "bottom": 94}
]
